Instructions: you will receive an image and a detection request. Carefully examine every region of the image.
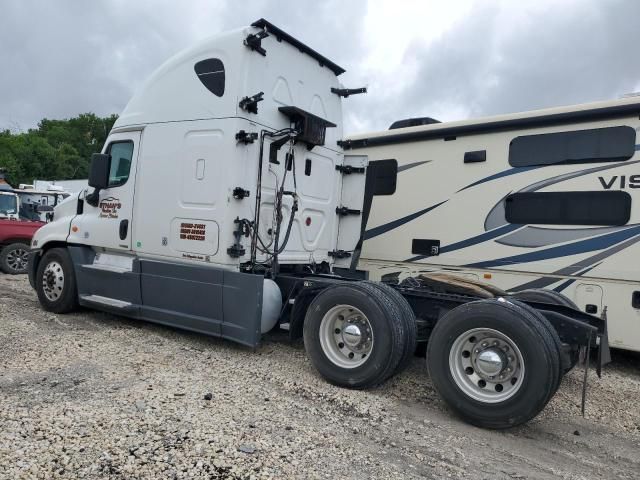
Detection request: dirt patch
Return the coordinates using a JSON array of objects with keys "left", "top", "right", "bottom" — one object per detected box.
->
[{"left": 1, "top": 274, "right": 639, "bottom": 479}]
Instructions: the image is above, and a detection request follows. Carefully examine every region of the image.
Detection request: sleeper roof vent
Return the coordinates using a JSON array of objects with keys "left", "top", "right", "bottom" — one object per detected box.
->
[
  {"left": 389, "top": 117, "right": 441, "bottom": 130},
  {"left": 279, "top": 106, "right": 336, "bottom": 148}
]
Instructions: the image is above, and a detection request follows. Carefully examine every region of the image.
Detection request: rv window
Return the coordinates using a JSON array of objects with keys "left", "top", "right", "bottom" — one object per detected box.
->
[
  {"left": 508, "top": 126, "right": 636, "bottom": 167},
  {"left": 194, "top": 58, "right": 225, "bottom": 97},
  {"left": 505, "top": 191, "right": 631, "bottom": 226},
  {"left": 107, "top": 141, "right": 134, "bottom": 188}
]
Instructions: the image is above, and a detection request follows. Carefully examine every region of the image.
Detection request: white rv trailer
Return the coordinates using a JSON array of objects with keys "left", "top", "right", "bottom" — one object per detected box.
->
[
  {"left": 27, "top": 19, "right": 609, "bottom": 428},
  {"left": 14, "top": 185, "right": 69, "bottom": 222},
  {"left": 33, "top": 179, "right": 89, "bottom": 195},
  {"left": 342, "top": 97, "right": 640, "bottom": 353}
]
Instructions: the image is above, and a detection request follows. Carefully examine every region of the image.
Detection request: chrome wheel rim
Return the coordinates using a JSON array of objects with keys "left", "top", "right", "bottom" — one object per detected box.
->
[
  {"left": 6, "top": 247, "right": 28, "bottom": 271},
  {"left": 42, "top": 261, "right": 64, "bottom": 302},
  {"left": 319, "top": 304, "right": 374, "bottom": 369},
  {"left": 449, "top": 328, "right": 525, "bottom": 403}
]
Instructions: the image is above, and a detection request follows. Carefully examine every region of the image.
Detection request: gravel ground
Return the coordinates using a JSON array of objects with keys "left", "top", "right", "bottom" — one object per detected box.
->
[{"left": 1, "top": 274, "right": 639, "bottom": 479}]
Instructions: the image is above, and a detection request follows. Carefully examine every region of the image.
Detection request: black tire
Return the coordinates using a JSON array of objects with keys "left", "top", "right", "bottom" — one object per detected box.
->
[
  {"left": 363, "top": 281, "right": 417, "bottom": 374},
  {"left": 510, "top": 288, "right": 578, "bottom": 309},
  {"left": 303, "top": 282, "right": 406, "bottom": 389},
  {"left": 0, "top": 243, "right": 30, "bottom": 274},
  {"left": 511, "top": 289, "right": 580, "bottom": 372},
  {"left": 35, "top": 248, "right": 79, "bottom": 313},
  {"left": 427, "top": 298, "right": 561, "bottom": 429},
  {"left": 414, "top": 342, "right": 427, "bottom": 358},
  {"left": 506, "top": 299, "right": 564, "bottom": 398}
]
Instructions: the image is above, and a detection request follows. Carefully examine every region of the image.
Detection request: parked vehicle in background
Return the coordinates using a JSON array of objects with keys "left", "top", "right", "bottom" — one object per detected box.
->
[
  {"left": 33, "top": 179, "right": 88, "bottom": 195},
  {"left": 15, "top": 185, "right": 70, "bottom": 222},
  {"left": 0, "top": 194, "right": 44, "bottom": 274},
  {"left": 342, "top": 97, "right": 640, "bottom": 353},
  {"left": 0, "top": 191, "right": 20, "bottom": 221}
]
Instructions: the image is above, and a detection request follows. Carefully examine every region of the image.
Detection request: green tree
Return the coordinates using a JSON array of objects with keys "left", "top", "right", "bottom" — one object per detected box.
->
[{"left": 0, "top": 113, "right": 118, "bottom": 186}]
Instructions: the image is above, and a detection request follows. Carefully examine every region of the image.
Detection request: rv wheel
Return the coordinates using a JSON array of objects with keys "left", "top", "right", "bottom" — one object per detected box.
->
[
  {"left": 510, "top": 288, "right": 578, "bottom": 309},
  {"left": 0, "top": 243, "right": 30, "bottom": 274},
  {"left": 303, "top": 282, "right": 407, "bottom": 389},
  {"left": 427, "top": 298, "right": 561, "bottom": 429},
  {"left": 510, "top": 289, "right": 580, "bottom": 372},
  {"left": 35, "top": 248, "right": 79, "bottom": 314}
]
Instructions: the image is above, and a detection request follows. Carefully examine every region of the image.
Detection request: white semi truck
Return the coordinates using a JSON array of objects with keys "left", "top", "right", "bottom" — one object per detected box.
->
[
  {"left": 0, "top": 191, "right": 19, "bottom": 221},
  {"left": 342, "top": 98, "right": 640, "bottom": 353},
  {"left": 28, "top": 19, "right": 609, "bottom": 429}
]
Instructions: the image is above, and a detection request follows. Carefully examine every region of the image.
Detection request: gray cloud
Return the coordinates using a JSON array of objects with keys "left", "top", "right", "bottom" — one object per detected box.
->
[
  {"left": 0, "top": 0, "right": 367, "bottom": 130},
  {"left": 0, "top": 1, "right": 254, "bottom": 130},
  {"left": 361, "top": 0, "right": 640, "bottom": 130},
  {"left": 1, "top": 0, "right": 639, "bottom": 135}
]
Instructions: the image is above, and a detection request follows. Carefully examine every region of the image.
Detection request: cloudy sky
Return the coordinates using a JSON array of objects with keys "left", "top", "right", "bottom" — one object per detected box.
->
[{"left": 2, "top": 0, "right": 640, "bottom": 134}]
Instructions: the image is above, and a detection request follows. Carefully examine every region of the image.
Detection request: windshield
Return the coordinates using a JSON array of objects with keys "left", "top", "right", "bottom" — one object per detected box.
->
[{"left": 0, "top": 194, "right": 18, "bottom": 217}]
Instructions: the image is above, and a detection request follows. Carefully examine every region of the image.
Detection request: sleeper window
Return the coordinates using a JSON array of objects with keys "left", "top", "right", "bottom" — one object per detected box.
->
[
  {"left": 194, "top": 58, "right": 225, "bottom": 97},
  {"left": 107, "top": 141, "right": 134, "bottom": 188}
]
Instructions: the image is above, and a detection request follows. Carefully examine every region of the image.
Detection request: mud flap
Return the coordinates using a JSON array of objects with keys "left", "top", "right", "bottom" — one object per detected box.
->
[{"left": 596, "top": 309, "right": 611, "bottom": 378}]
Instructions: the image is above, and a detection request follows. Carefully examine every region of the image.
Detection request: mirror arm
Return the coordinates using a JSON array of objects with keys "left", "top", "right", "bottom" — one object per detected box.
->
[{"left": 86, "top": 188, "right": 101, "bottom": 207}]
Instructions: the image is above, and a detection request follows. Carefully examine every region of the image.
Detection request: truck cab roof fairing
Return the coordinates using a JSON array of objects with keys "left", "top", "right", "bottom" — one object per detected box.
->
[
  {"left": 251, "top": 19, "right": 345, "bottom": 76},
  {"left": 114, "top": 20, "right": 344, "bottom": 130},
  {"left": 114, "top": 28, "right": 241, "bottom": 128}
]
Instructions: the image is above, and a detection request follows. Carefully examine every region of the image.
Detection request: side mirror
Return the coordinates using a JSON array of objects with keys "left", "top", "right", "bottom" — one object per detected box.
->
[
  {"left": 86, "top": 153, "right": 111, "bottom": 207},
  {"left": 88, "top": 153, "right": 111, "bottom": 189},
  {"left": 368, "top": 159, "right": 398, "bottom": 196}
]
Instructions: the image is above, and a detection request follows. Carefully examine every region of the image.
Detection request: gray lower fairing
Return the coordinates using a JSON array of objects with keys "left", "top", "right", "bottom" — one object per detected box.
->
[{"left": 66, "top": 246, "right": 264, "bottom": 347}]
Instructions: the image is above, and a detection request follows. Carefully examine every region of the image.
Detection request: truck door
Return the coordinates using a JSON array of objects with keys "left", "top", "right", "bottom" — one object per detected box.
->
[{"left": 69, "top": 131, "right": 140, "bottom": 251}]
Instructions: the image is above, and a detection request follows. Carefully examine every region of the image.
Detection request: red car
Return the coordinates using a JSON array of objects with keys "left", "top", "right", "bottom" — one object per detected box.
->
[{"left": 0, "top": 192, "right": 45, "bottom": 274}]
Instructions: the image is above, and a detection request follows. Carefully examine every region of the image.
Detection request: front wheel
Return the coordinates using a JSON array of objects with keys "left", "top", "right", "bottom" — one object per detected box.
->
[
  {"left": 35, "top": 248, "right": 79, "bottom": 313},
  {"left": 427, "top": 299, "right": 561, "bottom": 429},
  {"left": 0, "top": 243, "right": 30, "bottom": 274}
]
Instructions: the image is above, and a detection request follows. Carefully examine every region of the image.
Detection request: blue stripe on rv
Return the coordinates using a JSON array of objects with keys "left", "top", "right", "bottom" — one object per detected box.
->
[
  {"left": 406, "top": 223, "right": 523, "bottom": 262},
  {"left": 553, "top": 263, "right": 601, "bottom": 293},
  {"left": 364, "top": 200, "right": 448, "bottom": 240},
  {"left": 456, "top": 145, "right": 640, "bottom": 192},
  {"left": 456, "top": 166, "right": 539, "bottom": 193},
  {"left": 466, "top": 225, "right": 640, "bottom": 269}
]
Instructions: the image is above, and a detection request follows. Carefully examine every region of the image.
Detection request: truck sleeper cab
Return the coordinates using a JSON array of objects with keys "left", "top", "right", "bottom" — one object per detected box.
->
[{"left": 28, "top": 19, "right": 608, "bottom": 430}]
